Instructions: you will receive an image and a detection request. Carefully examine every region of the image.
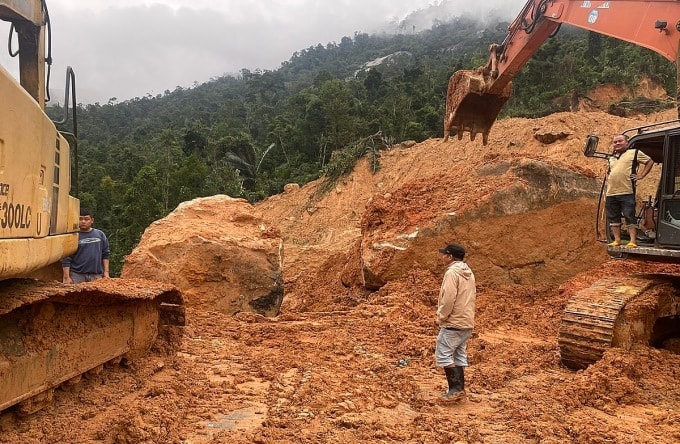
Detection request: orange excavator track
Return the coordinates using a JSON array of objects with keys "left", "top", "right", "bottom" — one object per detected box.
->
[
  {"left": 559, "top": 275, "right": 680, "bottom": 370},
  {"left": 0, "top": 278, "right": 184, "bottom": 414}
]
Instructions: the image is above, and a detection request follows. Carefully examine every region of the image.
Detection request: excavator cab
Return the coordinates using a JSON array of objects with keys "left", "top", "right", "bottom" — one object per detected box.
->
[
  {"left": 654, "top": 127, "right": 680, "bottom": 247},
  {"left": 585, "top": 121, "right": 680, "bottom": 259}
]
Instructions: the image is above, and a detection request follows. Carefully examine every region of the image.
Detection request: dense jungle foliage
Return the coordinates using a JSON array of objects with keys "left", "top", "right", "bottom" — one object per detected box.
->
[{"left": 50, "top": 16, "right": 675, "bottom": 274}]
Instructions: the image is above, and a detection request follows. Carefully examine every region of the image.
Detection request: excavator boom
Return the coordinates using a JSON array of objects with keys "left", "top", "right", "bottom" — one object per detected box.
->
[{"left": 444, "top": 0, "right": 680, "bottom": 145}]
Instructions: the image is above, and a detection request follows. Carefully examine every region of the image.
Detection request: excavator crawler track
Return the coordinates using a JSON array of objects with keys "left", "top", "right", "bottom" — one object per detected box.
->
[
  {"left": 0, "top": 278, "right": 184, "bottom": 414},
  {"left": 559, "top": 275, "right": 680, "bottom": 370}
]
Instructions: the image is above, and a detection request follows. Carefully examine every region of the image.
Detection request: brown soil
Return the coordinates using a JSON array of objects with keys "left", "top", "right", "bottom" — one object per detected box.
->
[{"left": 2, "top": 106, "right": 679, "bottom": 443}]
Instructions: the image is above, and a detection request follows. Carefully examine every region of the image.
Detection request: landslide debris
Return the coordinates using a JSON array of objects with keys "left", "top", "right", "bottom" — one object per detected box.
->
[
  {"left": 122, "top": 195, "right": 284, "bottom": 316},
  {"left": 1, "top": 109, "right": 679, "bottom": 443}
]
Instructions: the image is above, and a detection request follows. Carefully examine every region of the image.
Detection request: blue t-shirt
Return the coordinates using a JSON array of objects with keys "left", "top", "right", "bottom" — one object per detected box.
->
[{"left": 61, "top": 228, "right": 110, "bottom": 274}]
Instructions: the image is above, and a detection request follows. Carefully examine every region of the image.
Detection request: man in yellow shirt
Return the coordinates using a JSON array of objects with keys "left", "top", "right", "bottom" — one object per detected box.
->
[{"left": 606, "top": 134, "right": 654, "bottom": 247}]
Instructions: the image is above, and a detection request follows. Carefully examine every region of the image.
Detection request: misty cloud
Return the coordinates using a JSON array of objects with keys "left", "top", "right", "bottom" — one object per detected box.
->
[{"left": 1, "top": 0, "right": 526, "bottom": 104}]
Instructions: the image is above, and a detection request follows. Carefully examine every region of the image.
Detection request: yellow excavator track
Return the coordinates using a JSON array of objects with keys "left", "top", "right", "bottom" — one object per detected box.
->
[
  {"left": 0, "top": 278, "right": 184, "bottom": 414},
  {"left": 559, "top": 275, "right": 680, "bottom": 370}
]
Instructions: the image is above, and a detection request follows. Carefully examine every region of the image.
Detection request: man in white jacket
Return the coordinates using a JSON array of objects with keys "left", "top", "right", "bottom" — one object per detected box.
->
[{"left": 435, "top": 243, "right": 476, "bottom": 400}]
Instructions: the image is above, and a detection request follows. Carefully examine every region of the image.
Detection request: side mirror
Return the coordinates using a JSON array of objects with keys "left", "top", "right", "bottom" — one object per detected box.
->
[
  {"left": 583, "top": 135, "right": 610, "bottom": 159},
  {"left": 583, "top": 135, "right": 599, "bottom": 157}
]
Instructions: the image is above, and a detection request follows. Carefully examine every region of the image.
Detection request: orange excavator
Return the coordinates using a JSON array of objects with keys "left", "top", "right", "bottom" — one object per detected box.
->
[
  {"left": 445, "top": 0, "right": 680, "bottom": 369},
  {"left": 0, "top": 0, "right": 184, "bottom": 414},
  {"left": 444, "top": 0, "right": 680, "bottom": 145}
]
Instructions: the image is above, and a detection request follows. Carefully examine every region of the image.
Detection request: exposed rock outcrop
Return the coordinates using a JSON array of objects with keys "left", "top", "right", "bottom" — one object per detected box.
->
[{"left": 358, "top": 159, "right": 604, "bottom": 289}]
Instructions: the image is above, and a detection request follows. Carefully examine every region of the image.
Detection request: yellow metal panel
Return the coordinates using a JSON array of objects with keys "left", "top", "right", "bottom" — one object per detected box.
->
[
  {"left": 0, "top": 58, "right": 78, "bottom": 278},
  {"left": 0, "top": 234, "right": 77, "bottom": 278},
  {"left": 0, "top": 0, "right": 42, "bottom": 24}
]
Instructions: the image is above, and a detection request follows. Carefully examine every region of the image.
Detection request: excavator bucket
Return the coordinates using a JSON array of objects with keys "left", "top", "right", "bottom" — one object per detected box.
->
[{"left": 443, "top": 69, "right": 512, "bottom": 145}]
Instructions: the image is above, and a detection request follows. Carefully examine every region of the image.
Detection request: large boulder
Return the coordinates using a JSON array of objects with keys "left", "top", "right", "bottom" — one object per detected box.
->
[
  {"left": 358, "top": 159, "right": 606, "bottom": 289},
  {"left": 122, "top": 195, "right": 283, "bottom": 316}
]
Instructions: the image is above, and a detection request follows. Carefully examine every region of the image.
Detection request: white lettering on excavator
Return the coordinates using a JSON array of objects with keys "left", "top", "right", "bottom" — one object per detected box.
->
[
  {"left": 588, "top": 10, "right": 599, "bottom": 25},
  {"left": 0, "top": 183, "right": 8, "bottom": 196},
  {"left": 598, "top": 2, "right": 610, "bottom": 9},
  {"left": 581, "top": 1, "right": 592, "bottom": 8},
  {"left": 0, "top": 202, "right": 31, "bottom": 230}
]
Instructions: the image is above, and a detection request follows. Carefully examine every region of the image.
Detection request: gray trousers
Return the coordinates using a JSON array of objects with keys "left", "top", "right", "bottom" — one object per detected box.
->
[
  {"left": 435, "top": 327, "right": 472, "bottom": 367},
  {"left": 70, "top": 271, "right": 103, "bottom": 283}
]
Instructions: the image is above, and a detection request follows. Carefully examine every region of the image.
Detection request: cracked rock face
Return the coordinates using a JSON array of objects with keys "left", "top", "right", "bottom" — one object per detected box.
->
[
  {"left": 358, "top": 160, "right": 604, "bottom": 289},
  {"left": 122, "top": 195, "right": 284, "bottom": 316}
]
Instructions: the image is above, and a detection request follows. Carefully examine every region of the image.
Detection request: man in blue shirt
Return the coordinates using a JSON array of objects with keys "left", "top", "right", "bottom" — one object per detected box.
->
[{"left": 62, "top": 208, "right": 111, "bottom": 283}]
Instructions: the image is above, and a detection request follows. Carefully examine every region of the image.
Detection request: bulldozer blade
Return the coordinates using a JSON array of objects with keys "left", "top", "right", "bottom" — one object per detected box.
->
[{"left": 443, "top": 69, "right": 512, "bottom": 145}]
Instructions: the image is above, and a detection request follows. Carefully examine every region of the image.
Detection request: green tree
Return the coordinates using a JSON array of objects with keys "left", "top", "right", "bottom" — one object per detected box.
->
[
  {"left": 169, "top": 154, "right": 208, "bottom": 209},
  {"left": 118, "top": 164, "right": 164, "bottom": 257}
]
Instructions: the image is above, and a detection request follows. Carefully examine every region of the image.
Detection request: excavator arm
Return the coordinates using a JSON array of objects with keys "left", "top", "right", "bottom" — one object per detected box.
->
[{"left": 444, "top": 0, "right": 680, "bottom": 145}]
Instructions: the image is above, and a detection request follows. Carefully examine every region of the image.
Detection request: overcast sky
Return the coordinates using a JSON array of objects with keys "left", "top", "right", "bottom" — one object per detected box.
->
[{"left": 1, "top": 0, "right": 525, "bottom": 104}]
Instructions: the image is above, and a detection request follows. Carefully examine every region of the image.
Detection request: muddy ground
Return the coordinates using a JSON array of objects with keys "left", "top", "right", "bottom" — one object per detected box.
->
[{"left": 1, "top": 105, "right": 679, "bottom": 443}]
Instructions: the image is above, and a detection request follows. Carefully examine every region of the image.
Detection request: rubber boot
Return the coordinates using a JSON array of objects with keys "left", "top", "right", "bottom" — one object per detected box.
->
[
  {"left": 456, "top": 366, "right": 465, "bottom": 393},
  {"left": 443, "top": 366, "right": 463, "bottom": 399}
]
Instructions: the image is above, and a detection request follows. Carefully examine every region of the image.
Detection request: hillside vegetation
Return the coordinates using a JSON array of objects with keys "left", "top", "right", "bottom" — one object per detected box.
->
[{"left": 51, "top": 16, "right": 675, "bottom": 273}]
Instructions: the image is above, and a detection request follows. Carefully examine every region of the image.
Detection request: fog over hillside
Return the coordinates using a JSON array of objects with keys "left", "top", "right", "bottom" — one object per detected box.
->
[{"left": 1, "top": 0, "right": 526, "bottom": 104}]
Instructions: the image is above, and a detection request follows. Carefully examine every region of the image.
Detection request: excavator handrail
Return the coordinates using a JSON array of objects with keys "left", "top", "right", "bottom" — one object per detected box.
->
[
  {"left": 623, "top": 119, "right": 680, "bottom": 137},
  {"left": 54, "top": 65, "right": 79, "bottom": 196},
  {"left": 53, "top": 65, "right": 76, "bottom": 125}
]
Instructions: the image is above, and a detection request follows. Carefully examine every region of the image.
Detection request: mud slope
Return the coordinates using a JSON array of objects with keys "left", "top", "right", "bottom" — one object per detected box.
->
[{"left": 1, "top": 110, "right": 679, "bottom": 443}]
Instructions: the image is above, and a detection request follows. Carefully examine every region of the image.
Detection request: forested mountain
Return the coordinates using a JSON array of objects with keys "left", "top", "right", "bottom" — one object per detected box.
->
[{"left": 50, "top": 16, "right": 675, "bottom": 274}]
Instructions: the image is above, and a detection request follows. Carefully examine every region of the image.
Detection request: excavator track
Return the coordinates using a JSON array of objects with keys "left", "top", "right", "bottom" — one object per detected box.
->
[
  {"left": 0, "top": 278, "right": 184, "bottom": 414},
  {"left": 559, "top": 275, "right": 680, "bottom": 370}
]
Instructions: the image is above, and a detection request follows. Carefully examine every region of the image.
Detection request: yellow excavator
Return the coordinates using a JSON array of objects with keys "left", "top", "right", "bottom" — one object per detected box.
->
[
  {"left": 445, "top": 0, "right": 680, "bottom": 369},
  {"left": 0, "top": 0, "right": 183, "bottom": 414}
]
